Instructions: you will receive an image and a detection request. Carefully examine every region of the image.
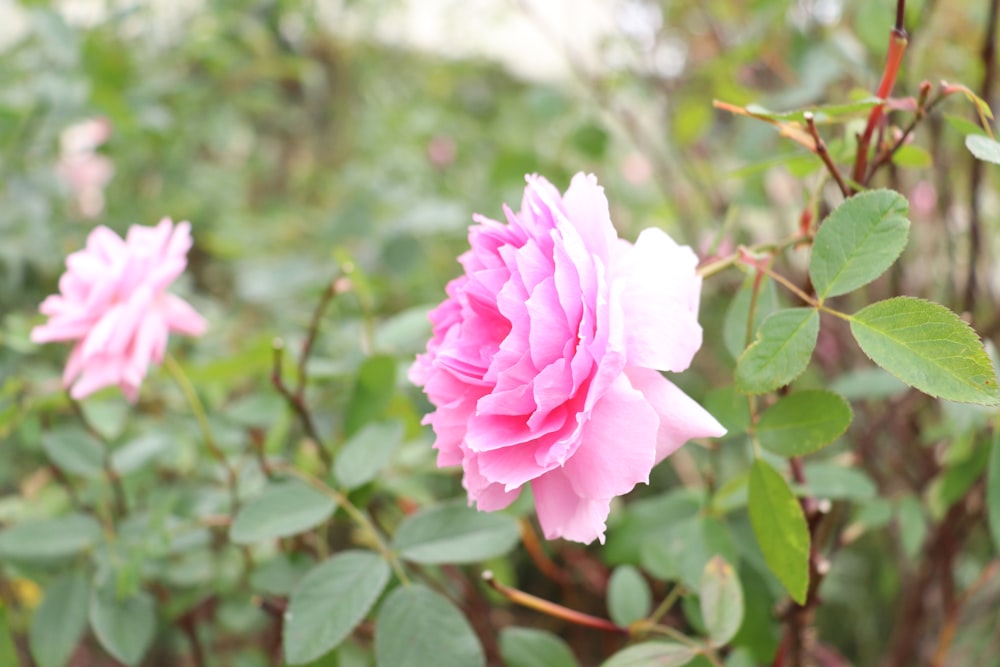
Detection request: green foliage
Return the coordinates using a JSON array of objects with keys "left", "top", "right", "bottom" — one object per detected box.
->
[
  {"left": 89, "top": 579, "right": 156, "bottom": 666},
  {"left": 735, "top": 308, "right": 819, "bottom": 394},
  {"left": 849, "top": 297, "right": 1000, "bottom": 405},
  {"left": 988, "top": 430, "right": 1000, "bottom": 553},
  {"left": 965, "top": 134, "right": 1000, "bottom": 164},
  {"left": 29, "top": 571, "right": 90, "bottom": 667},
  {"left": 374, "top": 585, "right": 485, "bottom": 667},
  {"left": 748, "top": 459, "right": 810, "bottom": 604},
  {"left": 0, "top": 514, "right": 102, "bottom": 561},
  {"left": 755, "top": 390, "right": 853, "bottom": 457},
  {"left": 392, "top": 501, "right": 520, "bottom": 564},
  {"left": 607, "top": 565, "right": 652, "bottom": 627},
  {"left": 599, "top": 642, "right": 697, "bottom": 667},
  {"left": 284, "top": 551, "right": 391, "bottom": 665},
  {"left": 809, "top": 189, "right": 910, "bottom": 300},
  {"left": 499, "top": 627, "right": 580, "bottom": 667},
  {"left": 230, "top": 479, "right": 337, "bottom": 544},
  {"left": 700, "top": 556, "right": 744, "bottom": 646}
]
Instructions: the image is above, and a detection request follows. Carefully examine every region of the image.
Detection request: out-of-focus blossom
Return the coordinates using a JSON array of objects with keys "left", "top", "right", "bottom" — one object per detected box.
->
[
  {"left": 31, "top": 218, "right": 206, "bottom": 401},
  {"left": 410, "top": 173, "right": 724, "bottom": 544},
  {"left": 57, "top": 117, "right": 114, "bottom": 218},
  {"left": 427, "top": 135, "right": 457, "bottom": 170}
]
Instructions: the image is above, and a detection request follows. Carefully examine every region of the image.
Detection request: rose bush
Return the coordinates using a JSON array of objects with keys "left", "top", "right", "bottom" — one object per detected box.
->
[
  {"left": 411, "top": 173, "right": 725, "bottom": 543},
  {"left": 31, "top": 218, "right": 206, "bottom": 401}
]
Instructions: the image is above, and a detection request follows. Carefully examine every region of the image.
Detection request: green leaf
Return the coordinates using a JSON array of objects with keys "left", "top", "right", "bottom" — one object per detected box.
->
[
  {"left": 755, "top": 390, "right": 853, "bottom": 457},
  {"left": 966, "top": 134, "right": 1000, "bottom": 165},
  {"left": 499, "top": 627, "right": 580, "bottom": 667},
  {"left": 892, "top": 144, "right": 932, "bottom": 168},
  {"left": 344, "top": 355, "right": 397, "bottom": 436},
  {"left": 748, "top": 459, "right": 810, "bottom": 604},
  {"left": 988, "top": 429, "right": 1000, "bottom": 553},
  {"left": 0, "top": 608, "right": 19, "bottom": 666},
  {"left": 641, "top": 516, "right": 737, "bottom": 589},
  {"left": 896, "top": 496, "right": 927, "bottom": 560},
  {"left": 722, "top": 276, "right": 779, "bottom": 361},
  {"left": 284, "top": 551, "right": 391, "bottom": 665},
  {"left": 849, "top": 297, "right": 1000, "bottom": 405},
  {"left": 799, "top": 463, "right": 877, "bottom": 501},
  {"left": 89, "top": 581, "right": 156, "bottom": 666},
  {"left": 735, "top": 308, "right": 819, "bottom": 394},
  {"left": 599, "top": 642, "right": 698, "bottom": 667},
  {"left": 29, "top": 571, "right": 90, "bottom": 667},
  {"left": 392, "top": 502, "right": 520, "bottom": 564},
  {"left": 700, "top": 556, "right": 744, "bottom": 646},
  {"left": 230, "top": 480, "right": 336, "bottom": 545},
  {"left": 0, "top": 515, "right": 102, "bottom": 561},
  {"left": 809, "top": 189, "right": 910, "bottom": 300},
  {"left": 41, "top": 427, "right": 105, "bottom": 479},
  {"left": 334, "top": 420, "right": 404, "bottom": 490},
  {"left": 375, "top": 585, "right": 484, "bottom": 667},
  {"left": 607, "top": 565, "right": 652, "bottom": 627}
]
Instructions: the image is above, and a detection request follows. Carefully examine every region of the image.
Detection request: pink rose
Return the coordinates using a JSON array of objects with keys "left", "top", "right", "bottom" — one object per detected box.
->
[
  {"left": 410, "top": 173, "right": 724, "bottom": 544},
  {"left": 57, "top": 117, "right": 114, "bottom": 219},
  {"left": 32, "top": 218, "right": 207, "bottom": 402}
]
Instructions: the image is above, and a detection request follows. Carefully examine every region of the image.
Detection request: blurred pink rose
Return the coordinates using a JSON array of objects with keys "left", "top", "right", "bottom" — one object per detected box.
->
[
  {"left": 32, "top": 218, "right": 207, "bottom": 402},
  {"left": 410, "top": 173, "right": 724, "bottom": 543},
  {"left": 57, "top": 117, "right": 114, "bottom": 218}
]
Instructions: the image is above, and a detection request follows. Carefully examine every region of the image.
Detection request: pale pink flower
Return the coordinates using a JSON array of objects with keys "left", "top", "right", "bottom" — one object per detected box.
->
[
  {"left": 57, "top": 117, "right": 114, "bottom": 218},
  {"left": 410, "top": 173, "right": 724, "bottom": 544},
  {"left": 32, "top": 219, "right": 207, "bottom": 402}
]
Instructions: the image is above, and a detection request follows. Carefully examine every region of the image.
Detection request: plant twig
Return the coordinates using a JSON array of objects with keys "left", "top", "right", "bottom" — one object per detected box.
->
[
  {"left": 271, "top": 339, "right": 332, "bottom": 470},
  {"left": 804, "top": 113, "right": 850, "bottom": 198},
  {"left": 67, "top": 395, "right": 127, "bottom": 516}
]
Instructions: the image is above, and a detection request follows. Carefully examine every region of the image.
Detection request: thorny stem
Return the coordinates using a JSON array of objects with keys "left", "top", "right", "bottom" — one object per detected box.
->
[
  {"left": 274, "top": 464, "right": 410, "bottom": 586},
  {"left": 271, "top": 339, "right": 333, "bottom": 470},
  {"left": 804, "top": 112, "right": 850, "bottom": 198},
  {"left": 164, "top": 354, "right": 240, "bottom": 513},
  {"left": 850, "top": 9, "right": 908, "bottom": 191},
  {"left": 482, "top": 570, "right": 627, "bottom": 634}
]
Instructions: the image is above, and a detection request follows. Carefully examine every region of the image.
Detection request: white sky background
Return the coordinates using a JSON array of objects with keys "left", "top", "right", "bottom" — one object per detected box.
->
[{"left": 0, "top": 0, "right": 621, "bottom": 82}]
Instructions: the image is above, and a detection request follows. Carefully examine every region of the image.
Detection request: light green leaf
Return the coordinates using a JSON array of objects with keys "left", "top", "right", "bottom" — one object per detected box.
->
[
  {"left": 849, "top": 297, "right": 1000, "bottom": 405},
  {"left": 230, "top": 479, "right": 336, "bottom": 545},
  {"left": 89, "top": 581, "right": 156, "bottom": 666},
  {"left": 607, "top": 565, "right": 652, "bottom": 627},
  {"left": 334, "top": 420, "right": 404, "bottom": 490},
  {"left": 499, "top": 627, "right": 580, "bottom": 667},
  {"left": 641, "top": 516, "right": 737, "bottom": 589},
  {"left": 896, "top": 496, "right": 927, "bottom": 560},
  {"left": 0, "top": 608, "right": 19, "bottom": 666},
  {"left": 41, "top": 427, "right": 105, "bottom": 479},
  {"left": 599, "top": 642, "right": 698, "bottom": 667},
  {"left": 700, "top": 556, "right": 744, "bottom": 646},
  {"left": 0, "top": 515, "right": 102, "bottom": 561},
  {"left": 988, "top": 429, "right": 1000, "bottom": 553},
  {"left": 748, "top": 459, "right": 810, "bottom": 604},
  {"left": 735, "top": 308, "right": 819, "bottom": 394},
  {"left": 892, "top": 144, "right": 932, "bottom": 167},
  {"left": 375, "top": 585, "right": 484, "bottom": 667},
  {"left": 392, "top": 502, "right": 520, "bottom": 564},
  {"left": 29, "top": 571, "right": 90, "bottom": 667},
  {"left": 284, "top": 551, "right": 391, "bottom": 665},
  {"left": 966, "top": 134, "right": 1000, "bottom": 165},
  {"left": 344, "top": 355, "right": 397, "bottom": 436},
  {"left": 810, "top": 189, "right": 910, "bottom": 300},
  {"left": 756, "top": 390, "right": 853, "bottom": 457}
]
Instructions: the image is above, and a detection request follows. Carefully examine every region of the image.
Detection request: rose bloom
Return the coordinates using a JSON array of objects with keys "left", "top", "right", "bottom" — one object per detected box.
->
[
  {"left": 57, "top": 117, "right": 114, "bottom": 219},
  {"left": 32, "top": 218, "right": 206, "bottom": 402},
  {"left": 410, "top": 173, "right": 724, "bottom": 544}
]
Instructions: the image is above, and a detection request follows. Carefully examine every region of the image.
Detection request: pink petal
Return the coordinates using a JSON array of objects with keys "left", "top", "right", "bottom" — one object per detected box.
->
[
  {"left": 626, "top": 367, "right": 726, "bottom": 464},
  {"left": 531, "top": 468, "right": 612, "bottom": 544},
  {"left": 162, "top": 294, "right": 206, "bottom": 337}
]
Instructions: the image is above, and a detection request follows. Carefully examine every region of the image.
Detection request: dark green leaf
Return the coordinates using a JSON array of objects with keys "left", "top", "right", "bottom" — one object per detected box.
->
[
  {"left": 735, "top": 308, "right": 819, "bottom": 394},
  {"left": 748, "top": 459, "right": 810, "bottom": 604},
  {"left": 641, "top": 516, "right": 737, "bottom": 589},
  {"left": 89, "top": 581, "right": 156, "bottom": 666},
  {"left": 755, "top": 390, "right": 852, "bottom": 457},
  {"left": 700, "top": 556, "right": 744, "bottom": 646},
  {"left": 810, "top": 189, "right": 910, "bottom": 300},
  {"left": 850, "top": 297, "right": 1000, "bottom": 405},
  {"left": 499, "top": 627, "right": 580, "bottom": 667},
  {"left": 29, "top": 571, "right": 90, "bottom": 667},
  {"left": 723, "top": 276, "right": 779, "bottom": 361},
  {"left": 607, "top": 565, "right": 652, "bottom": 627},
  {"left": 344, "top": 355, "right": 397, "bottom": 436},
  {"left": 0, "top": 515, "right": 102, "bottom": 561},
  {"left": 284, "top": 551, "right": 391, "bottom": 665},
  {"left": 375, "top": 585, "right": 484, "bottom": 667},
  {"left": 799, "top": 463, "right": 877, "bottom": 501},
  {"left": 599, "top": 642, "right": 698, "bottom": 667},
  {"left": 392, "top": 502, "right": 519, "bottom": 564},
  {"left": 230, "top": 480, "right": 336, "bottom": 545}
]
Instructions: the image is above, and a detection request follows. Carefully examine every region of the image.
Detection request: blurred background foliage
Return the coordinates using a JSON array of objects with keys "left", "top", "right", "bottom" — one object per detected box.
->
[{"left": 1, "top": 0, "right": 998, "bottom": 665}]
